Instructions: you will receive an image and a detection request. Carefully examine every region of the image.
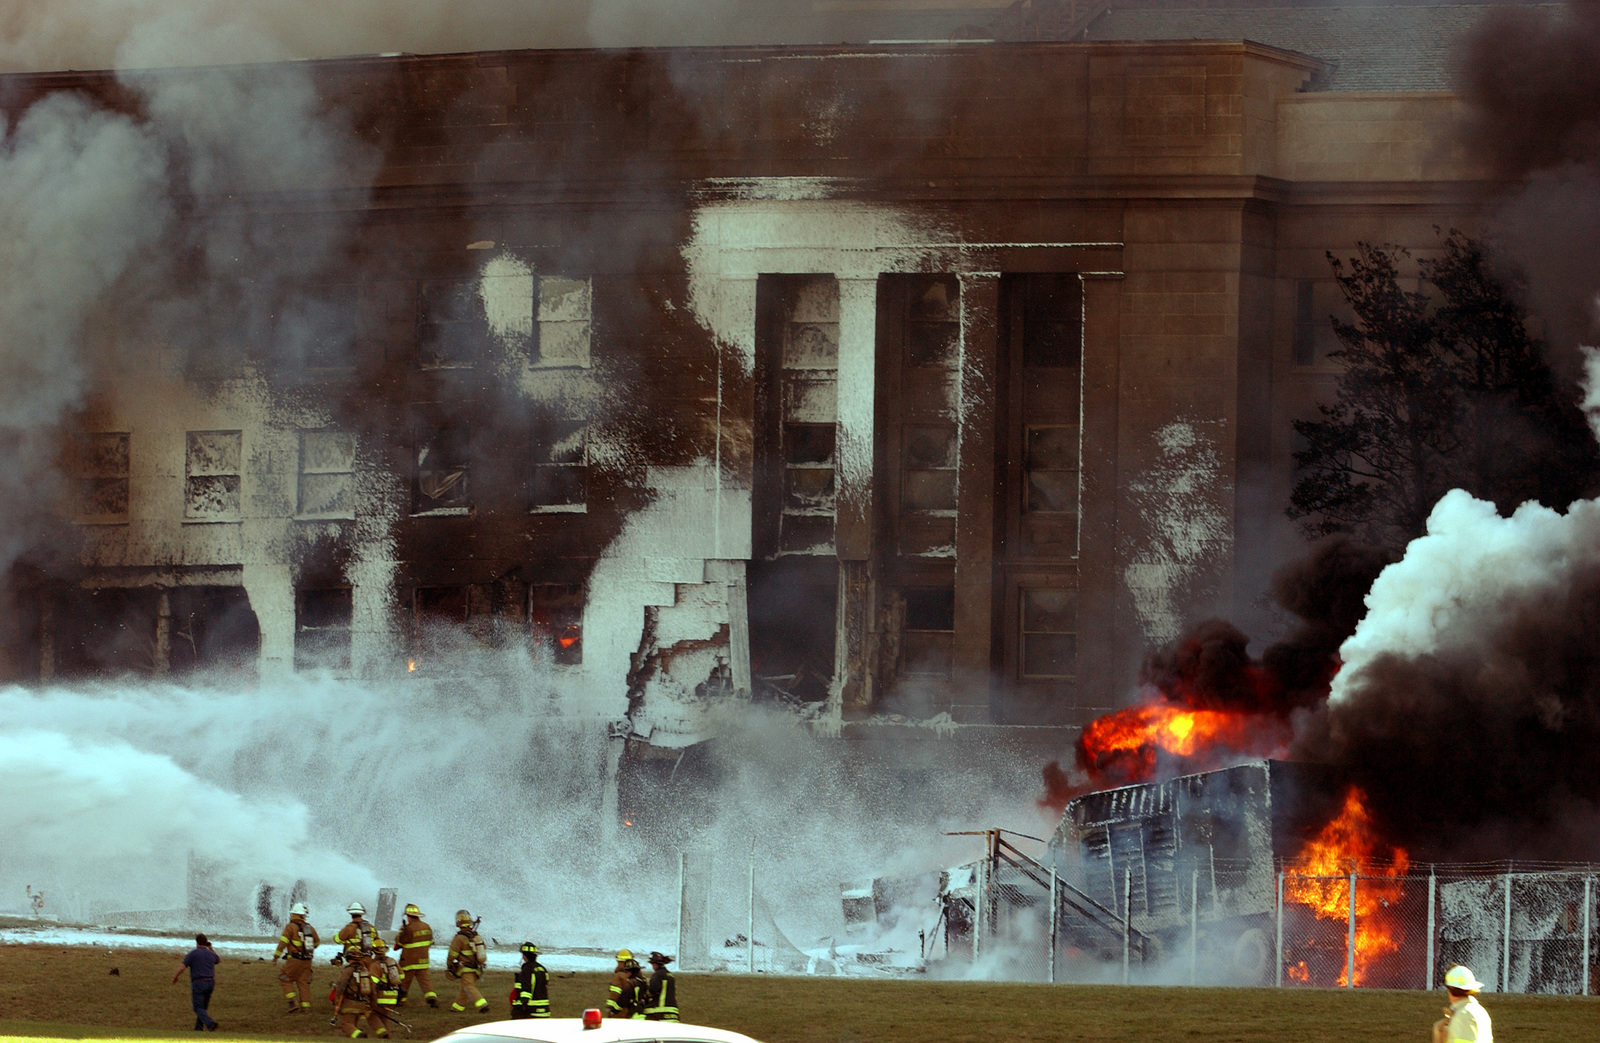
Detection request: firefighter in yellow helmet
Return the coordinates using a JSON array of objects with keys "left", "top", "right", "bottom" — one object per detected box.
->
[
  {"left": 393, "top": 903, "right": 436, "bottom": 1007},
  {"left": 1433, "top": 964, "right": 1493, "bottom": 1043},
  {"left": 368, "top": 939, "right": 403, "bottom": 1034},
  {"left": 604, "top": 949, "right": 635, "bottom": 1017},
  {"left": 445, "top": 909, "right": 489, "bottom": 1014},
  {"left": 271, "top": 902, "right": 320, "bottom": 1012},
  {"left": 331, "top": 941, "right": 386, "bottom": 1039}
]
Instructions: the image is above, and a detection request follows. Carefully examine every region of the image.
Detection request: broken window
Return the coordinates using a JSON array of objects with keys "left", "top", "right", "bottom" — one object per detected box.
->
[
  {"left": 530, "top": 418, "right": 587, "bottom": 511},
  {"left": 755, "top": 275, "right": 840, "bottom": 557},
  {"left": 413, "top": 426, "right": 470, "bottom": 515},
  {"left": 530, "top": 583, "right": 583, "bottom": 665},
  {"left": 900, "top": 586, "right": 955, "bottom": 678},
  {"left": 417, "top": 280, "right": 484, "bottom": 369},
  {"left": 185, "top": 431, "right": 242, "bottom": 521},
  {"left": 294, "top": 587, "right": 352, "bottom": 671},
  {"left": 537, "top": 276, "right": 591, "bottom": 367},
  {"left": 1020, "top": 587, "right": 1076, "bottom": 679},
  {"left": 905, "top": 276, "right": 959, "bottom": 368},
  {"left": 408, "top": 584, "right": 499, "bottom": 667},
  {"left": 168, "top": 586, "right": 261, "bottom": 675},
  {"left": 297, "top": 429, "right": 355, "bottom": 518},
  {"left": 69, "top": 432, "right": 129, "bottom": 521}
]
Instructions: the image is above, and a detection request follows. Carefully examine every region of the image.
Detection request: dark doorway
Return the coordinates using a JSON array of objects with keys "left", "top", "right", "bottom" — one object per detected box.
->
[{"left": 748, "top": 557, "right": 837, "bottom": 704}]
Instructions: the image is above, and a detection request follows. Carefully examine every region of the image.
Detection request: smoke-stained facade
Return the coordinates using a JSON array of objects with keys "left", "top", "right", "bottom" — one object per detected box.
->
[{"left": 0, "top": 38, "right": 1490, "bottom": 745}]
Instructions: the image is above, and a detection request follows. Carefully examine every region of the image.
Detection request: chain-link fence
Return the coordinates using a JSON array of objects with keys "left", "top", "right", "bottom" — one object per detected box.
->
[{"left": 947, "top": 862, "right": 1600, "bottom": 993}]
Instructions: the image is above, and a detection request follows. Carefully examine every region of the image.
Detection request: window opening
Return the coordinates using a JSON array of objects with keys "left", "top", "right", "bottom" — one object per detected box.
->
[
  {"left": 905, "top": 276, "right": 959, "bottom": 368},
  {"left": 185, "top": 431, "right": 242, "bottom": 521},
  {"left": 71, "top": 432, "right": 129, "bottom": 522},
  {"left": 900, "top": 586, "right": 955, "bottom": 678},
  {"left": 413, "top": 426, "right": 470, "bottom": 515},
  {"left": 530, "top": 419, "right": 588, "bottom": 511},
  {"left": 298, "top": 429, "right": 355, "bottom": 518},
  {"left": 295, "top": 587, "right": 352, "bottom": 671},
  {"left": 1020, "top": 587, "right": 1076, "bottom": 679},
  {"left": 530, "top": 584, "right": 584, "bottom": 665}
]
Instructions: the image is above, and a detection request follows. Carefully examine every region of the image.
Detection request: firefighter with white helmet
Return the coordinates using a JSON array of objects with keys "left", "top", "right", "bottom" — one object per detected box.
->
[
  {"left": 446, "top": 909, "right": 489, "bottom": 1013},
  {"left": 336, "top": 901, "right": 380, "bottom": 957},
  {"left": 393, "top": 902, "right": 437, "bottom": 1007},
  {"left": 271, "top": 902, "right": 320, "bottom": 1012},
  {"left": 1433, "top": 964, "right": 1493, "bottom": 1043}
]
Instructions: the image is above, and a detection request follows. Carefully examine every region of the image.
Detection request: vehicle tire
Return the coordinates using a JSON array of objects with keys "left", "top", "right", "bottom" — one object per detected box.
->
[{"left": 1232, "top": 928, "right": 1271, "bottom": 985}]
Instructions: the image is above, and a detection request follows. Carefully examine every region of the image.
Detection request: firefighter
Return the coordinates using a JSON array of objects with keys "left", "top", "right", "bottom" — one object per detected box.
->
[
  {"left": 271, "top": 902, "right": 320, "bottom": 1012},
  {"left": 604, "top": 949, "right": 634, "bottom": 1017},
  {"left": 509, "top": 942, "right": 550, "bottom": 1019},
  {"left": 393, "top": 903, "right": 437, "bottom": 1007},
  {"left": 1433, "top": 964, "right": 1493, "bottom": 1043},
  {"left": 336, "top": 902, "right": 380, "bottom": 954},
  {"left": 446, "top": 909, "right": 489, "bottom": 1014},
  {"left": 644, "top": 952, "right": 679, "bottom": 1022},
  {"left": 330, "top": 943, "right": 385, "bottom": 1039},
  {"left": 369, "top": 939, "right": 403, "bottom": 1035},
  {"left": 623, "top": 959, "right": 650, "bottom": 1019}
]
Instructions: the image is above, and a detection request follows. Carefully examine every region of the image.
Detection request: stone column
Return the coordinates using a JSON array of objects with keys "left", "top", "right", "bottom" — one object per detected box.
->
[
  {"left": 1077, "top": 272, "right": 1124, "bottom": 710},
  {"left": 953, "top": 273, "right": 1001, "bottom": 722},
  {"left": 831, "top": 275, "right": 880, "bottom": 719}
]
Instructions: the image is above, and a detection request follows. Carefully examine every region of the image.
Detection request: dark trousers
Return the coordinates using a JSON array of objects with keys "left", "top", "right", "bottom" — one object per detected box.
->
[{"left": 191, "top": 978, "right": 217, "bottom": 1030}]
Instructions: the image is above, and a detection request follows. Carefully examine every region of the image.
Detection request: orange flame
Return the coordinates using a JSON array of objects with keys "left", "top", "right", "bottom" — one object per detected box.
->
[
  {"left": 1287, "top": 961, "right": 1309, "bottom": 984},
  {"left": 406, "top": 659, "right": 416, "bottom": 672},
  {"left": 1285, "top": 786, "right": 1409, "bottom": 986},
  {"left": 1078, "top": 699, "right": 1291, "bottom": 781},
  {"left": 559, "top": 635, "right": 579, "bottom": 649}
]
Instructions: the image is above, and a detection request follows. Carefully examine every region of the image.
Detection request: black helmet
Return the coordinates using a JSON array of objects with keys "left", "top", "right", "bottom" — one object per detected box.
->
[
  {"left": 519, "top": 942, "right": 539, "bottom": 957},
  {"left": 648, "top": 952, "right": 672, "bottom": 965}
]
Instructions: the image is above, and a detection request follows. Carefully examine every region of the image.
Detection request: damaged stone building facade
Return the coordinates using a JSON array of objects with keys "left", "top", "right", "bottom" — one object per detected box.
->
[{"left": 0, "top": 37, "right": 1485, "bottom": 748}]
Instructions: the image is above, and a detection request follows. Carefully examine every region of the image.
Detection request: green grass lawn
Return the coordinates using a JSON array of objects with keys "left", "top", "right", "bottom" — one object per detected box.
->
[{"left": 2, "top": 944, "right": 1596, "bottom": 1043}]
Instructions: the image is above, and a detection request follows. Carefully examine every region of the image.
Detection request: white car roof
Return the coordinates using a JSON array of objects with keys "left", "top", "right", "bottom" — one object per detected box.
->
[{"left": 438, "top": 1019, "right": 764, "bottom": 1043}]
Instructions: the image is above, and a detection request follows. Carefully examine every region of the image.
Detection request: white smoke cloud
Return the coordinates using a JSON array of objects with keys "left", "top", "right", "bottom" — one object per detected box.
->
[{"left": 1329, "top": 489, "right": 1600, "bottom": 704}]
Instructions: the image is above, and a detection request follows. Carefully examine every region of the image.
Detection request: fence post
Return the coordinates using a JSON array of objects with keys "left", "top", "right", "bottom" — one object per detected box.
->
[
  {"left": 1345, "top": 871, "right": 1356, "bottom": 989},
  {"left": 974, "top": 854, "right": 985, "bottom": 962},
  {"left": 1426, "top": 871, "right": 1436, "bottom": 991},
  {"left": 676, "top": 852, "right": 685, "bottom": 970},
  {"left": 1122, "top": 867, "right": 1132, "bottom": 986},
  {"left": 1274, "top": 871, "right": 1284, "bottom": 988},
  {"left": 747, "top": 859, "right": 756, "bottom": 974},
  {"left": 1190, "top": 867, "right": 1199, "bottom": 987},
  {"left": 1583, "top": 875, "right": 1592, "bottom": 998},
  {"left": 1502, "top": 871, "right": 1513, "bottom": 993},
  {"left": 1048, "top": 865, "right": 1058, "bottom": 985}
]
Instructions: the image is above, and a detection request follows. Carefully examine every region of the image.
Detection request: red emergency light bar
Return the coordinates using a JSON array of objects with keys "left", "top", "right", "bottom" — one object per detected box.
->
[{"left": 582, "top": 1008, "right": 604, "bottom": 1029}]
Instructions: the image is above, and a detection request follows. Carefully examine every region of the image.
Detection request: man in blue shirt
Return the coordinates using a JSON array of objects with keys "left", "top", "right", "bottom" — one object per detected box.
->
[{"left": 172, "top": 934, "right": 220, "bottom": 1031}]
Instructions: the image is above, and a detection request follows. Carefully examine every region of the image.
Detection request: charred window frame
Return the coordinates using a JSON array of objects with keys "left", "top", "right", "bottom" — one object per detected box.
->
[
  {"left": 412, "top": 426, "right": 470, "bottom": 516},
  {"left": 417, "top": 280, "right": 486, "bottom": 370},
  {"left": 185, "top": 430, "right": 242, "bottom": 522},
  {"left": 297, "top": 429, "right": 356, "bottom": 519},
  {"left": 530, "top": 583, "right": 583, "bottom": 665},
  {"left": 1019, "top": 587, "right": 1076, "bottom": 680},
  {"left": 530, "top": 418, "right": 588, "bottom": 512},
  {"left": 900, "top": 586, "right": 955, "bottom": 679},
  {"left": 295, "top": 587, "right": 352, "bottom": 671},
  {"left": 70, "top": 432, "right": 130, "bottom": 523}
]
